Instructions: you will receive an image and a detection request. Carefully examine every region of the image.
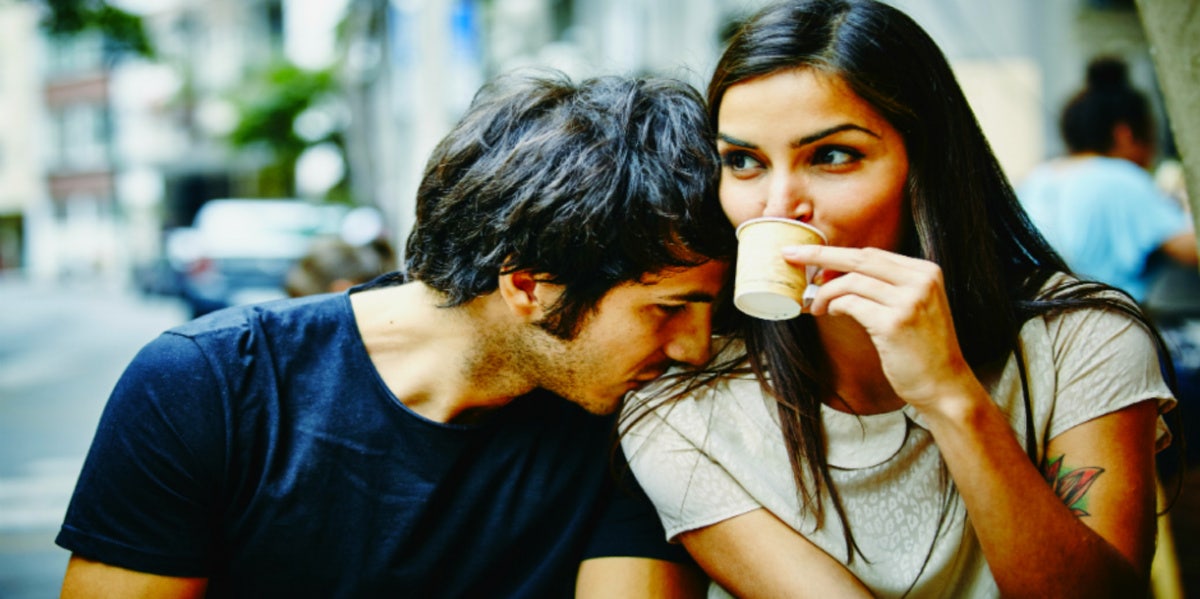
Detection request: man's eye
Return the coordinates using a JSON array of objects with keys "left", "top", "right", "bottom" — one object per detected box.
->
[
  {"left": 656, "top": 304, "right": 687, "bottom": 315},
  {"left": 721, "top": 151, "right": 763, "bottom": 172}
]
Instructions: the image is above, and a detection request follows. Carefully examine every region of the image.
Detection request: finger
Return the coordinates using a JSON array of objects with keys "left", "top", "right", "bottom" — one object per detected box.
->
[
  {"left": 807, "top": 272, "right": 906, "bottom": 315},
  {"left": 782, "top": 245, "right": 931, "bottom": 285}
]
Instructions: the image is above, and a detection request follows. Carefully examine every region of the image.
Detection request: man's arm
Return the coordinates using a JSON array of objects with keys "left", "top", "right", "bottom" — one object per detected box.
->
[
  {"left": 60, "top": 555, "right": 207, "bottom": 599},
  {"left": 57, "top": 333, "right": 224, "bottom": 596},
  {"left": 576, "top": 556, "right": 708, "bottom": 598}
]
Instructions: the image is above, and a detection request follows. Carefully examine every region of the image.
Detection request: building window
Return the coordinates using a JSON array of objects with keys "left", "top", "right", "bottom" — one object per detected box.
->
[
  {"left": 45, "top": 104, "right": 109, "bottom": 170},
  {"left": 44, "top": 109, "right": 64, "bottom": 169},
  {"left": 69, "top": 104, "right": 109, "bottom": 168},
  {"left": 267, "top": 0, "right": 284, "bottom": 38},
  {"left": 44, "top": 33, "right": 106, "bottom": 76}
]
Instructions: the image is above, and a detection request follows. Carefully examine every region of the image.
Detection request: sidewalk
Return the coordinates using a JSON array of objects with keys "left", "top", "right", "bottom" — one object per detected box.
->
[{"left": 0, "top": 273, "right": 189, "bottom": 599}]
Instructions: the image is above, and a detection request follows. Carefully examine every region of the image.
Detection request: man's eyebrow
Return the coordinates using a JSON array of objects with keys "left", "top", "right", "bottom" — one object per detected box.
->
[
  {"left": 662, "top": 291, "right": 718, "bottom": 303},
  {"left": 718, "top": 124, "right": 880, "bottom": 150},
  {"left": 718, "top": 133, "right": 757, "bottom": 149}
]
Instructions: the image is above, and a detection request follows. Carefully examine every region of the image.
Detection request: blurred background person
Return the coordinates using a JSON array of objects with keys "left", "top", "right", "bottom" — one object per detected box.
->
[
  {"left": 285, "top": 236, "right": 396, "bottom": 297},
  {"left": 1018, "top": 56, "right": 1197, "bottom": 305},
  {"left": 1019, "top": 55, "right": 1200, "bottom": 482}
]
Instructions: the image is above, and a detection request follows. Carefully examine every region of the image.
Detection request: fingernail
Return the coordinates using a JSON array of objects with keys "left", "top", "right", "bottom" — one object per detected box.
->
[{"left": 802, "top": 283, "right": 820, "bottom": 309}]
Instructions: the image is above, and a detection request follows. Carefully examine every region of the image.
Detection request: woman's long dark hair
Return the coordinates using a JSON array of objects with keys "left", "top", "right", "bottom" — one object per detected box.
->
[{"left": 690, "top": 0, "right": 1181, "bottom": 563}]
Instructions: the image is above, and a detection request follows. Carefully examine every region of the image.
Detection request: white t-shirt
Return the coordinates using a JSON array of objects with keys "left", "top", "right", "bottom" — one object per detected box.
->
[{"left": 621, "top": 300, "right": 1175, "bottom": 598}]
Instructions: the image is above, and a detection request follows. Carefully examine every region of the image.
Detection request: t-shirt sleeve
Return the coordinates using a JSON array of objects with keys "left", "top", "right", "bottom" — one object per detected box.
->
[
  {"left": 581, "top": 450, "right": 693, "bottom": 563},
  {"left": 55, "top": 331, "right": 226, "bottom": 577},
  {"left": 621, "top": 395, "right": 762, "bottom": 542},
  {"left": 1041, "top": 303, "right": 1176, "bottom": 448}
]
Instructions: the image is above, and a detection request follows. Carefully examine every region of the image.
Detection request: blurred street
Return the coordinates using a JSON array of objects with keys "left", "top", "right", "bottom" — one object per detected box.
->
[{"left": 0, "top": 275, "right": 188, "bottom": 599}]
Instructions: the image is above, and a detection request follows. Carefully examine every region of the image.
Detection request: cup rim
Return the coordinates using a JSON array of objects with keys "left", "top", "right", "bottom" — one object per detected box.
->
[{"left": 735, "top": 217, "right": 827, "bottom": 243}]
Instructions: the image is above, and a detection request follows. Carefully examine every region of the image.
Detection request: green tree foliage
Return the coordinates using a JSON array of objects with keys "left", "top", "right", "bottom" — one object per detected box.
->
[
  {"left": 226, "top": 62, "right": 349, "bottom": 201},
  {"left": 38, "top": 0, "right": 154, "bottom": 58}
]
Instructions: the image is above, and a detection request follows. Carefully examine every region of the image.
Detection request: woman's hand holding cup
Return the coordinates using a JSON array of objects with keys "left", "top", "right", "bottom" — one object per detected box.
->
[{"left": 732, "top": 217, "right": 828, "bottom": 321}]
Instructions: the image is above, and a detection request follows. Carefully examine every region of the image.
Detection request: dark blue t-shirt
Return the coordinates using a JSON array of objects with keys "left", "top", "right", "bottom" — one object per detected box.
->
[{"left": 56, "top": 291, "right": 683, "bottom": 598}]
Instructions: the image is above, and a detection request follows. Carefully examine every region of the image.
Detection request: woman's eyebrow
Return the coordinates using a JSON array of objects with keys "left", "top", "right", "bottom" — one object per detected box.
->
[
  {"left": 792, "top": 124, "right": 880, "bottom": 147},
  {"left": 718, "top": 124, "right": 881, "bottom": 150}
]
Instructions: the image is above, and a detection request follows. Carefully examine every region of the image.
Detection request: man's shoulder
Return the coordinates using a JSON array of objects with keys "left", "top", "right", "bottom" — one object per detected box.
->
[
  {"left": 142, "top": 293, "right": 354, "bottom": 381},
  {"left": 171, "top": 293, "right": 348, "bottom": 340}
]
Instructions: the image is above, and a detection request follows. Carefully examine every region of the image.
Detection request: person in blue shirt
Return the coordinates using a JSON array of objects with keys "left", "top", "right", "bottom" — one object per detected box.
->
[
  {"left": 55, "top": 71, "right": 735, "bottom": 598},
  {"left": 1018, "top": 56, "right": 1196, "bottom": 303}
]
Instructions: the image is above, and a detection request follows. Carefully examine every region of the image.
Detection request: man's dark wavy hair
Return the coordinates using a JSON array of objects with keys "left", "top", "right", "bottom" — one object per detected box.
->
[{"left": 401, "top": 70, "right": 735, "bottom": 339}]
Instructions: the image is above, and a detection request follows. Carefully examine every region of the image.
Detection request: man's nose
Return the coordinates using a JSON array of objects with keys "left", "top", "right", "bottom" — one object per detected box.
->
[{"left": 663, "top": 307, "right": 713, "bottom": 367}]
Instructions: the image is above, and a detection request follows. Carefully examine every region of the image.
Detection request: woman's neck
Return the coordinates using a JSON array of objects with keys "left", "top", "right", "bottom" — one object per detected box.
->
[{"left": 815, "top": 315, "right": 905, "bottom": 415}]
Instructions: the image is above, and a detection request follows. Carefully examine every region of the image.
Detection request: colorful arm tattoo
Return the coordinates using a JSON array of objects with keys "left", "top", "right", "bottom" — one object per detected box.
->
[{"left": 1042, "top": 454, "right": 1105, "bottom": 517}]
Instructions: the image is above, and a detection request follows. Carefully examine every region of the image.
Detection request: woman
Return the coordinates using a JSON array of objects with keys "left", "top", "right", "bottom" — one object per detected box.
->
[{"left": 621, "top": 1, "right": 1178, "bottom": 597}]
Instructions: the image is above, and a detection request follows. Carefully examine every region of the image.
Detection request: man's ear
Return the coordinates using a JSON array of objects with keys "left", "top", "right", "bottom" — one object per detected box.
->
[{"left": 497, "top": 270, "right": 556, "bottom": 318}]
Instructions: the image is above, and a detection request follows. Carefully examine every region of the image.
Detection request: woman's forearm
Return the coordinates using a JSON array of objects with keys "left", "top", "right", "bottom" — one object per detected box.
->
[{"left": 918, "top": 389, "right": 1155, "bottom": 598}]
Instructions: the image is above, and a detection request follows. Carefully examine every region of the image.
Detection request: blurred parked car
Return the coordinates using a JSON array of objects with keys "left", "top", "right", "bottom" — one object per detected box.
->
[{"left": 166, "top": 198, "right": 352, "bottom": 318}]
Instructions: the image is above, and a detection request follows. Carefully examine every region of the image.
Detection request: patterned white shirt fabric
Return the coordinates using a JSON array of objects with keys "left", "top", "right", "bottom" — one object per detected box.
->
[{"left": 622, "top": 287, "right": 1175, "bottom": 598}]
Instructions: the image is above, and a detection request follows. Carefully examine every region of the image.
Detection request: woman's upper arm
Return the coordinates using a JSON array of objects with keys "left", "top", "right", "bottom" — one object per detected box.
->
[
  {"left": 677, "top": 508, "right": 873, "bottom": 599},
  {"left": 1042, "top": 399, "right": 1159, "bottom": 573},
  {"left": 60, "top": 555, "right": 208, "bottom": 599}
]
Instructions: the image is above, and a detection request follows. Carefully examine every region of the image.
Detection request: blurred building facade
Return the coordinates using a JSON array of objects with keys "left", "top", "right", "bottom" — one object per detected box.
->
[
  {"left": 0, "top": 1, "right": 42, "bottom": 272},
  {"left": 346, "top": 0, "right": 1167, "bottom": 254},
  {"left": 0, "top": 0, "right": 287, "bottom": 285},
  {"left": 38, "top": 28, "right": 124, "bottom": 282},
  {"left": 0, "top": 0, "right": 1169, "bottom": 285},
  {"left": 112, "top": 0, "right": 288, "bottom": 291}
]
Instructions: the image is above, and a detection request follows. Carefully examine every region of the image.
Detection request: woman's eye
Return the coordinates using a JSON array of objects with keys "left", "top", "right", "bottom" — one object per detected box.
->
[
  {"left": 814, "top": 147, "right": 863, "bottom": 166},
  {"left": 721, "top": 151, "right": 763, "bottom": 173}
]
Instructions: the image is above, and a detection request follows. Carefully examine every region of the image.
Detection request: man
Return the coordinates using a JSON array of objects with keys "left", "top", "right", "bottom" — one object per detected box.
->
[{"left": 56, "top": 71, "right": 735, "bottom": 598}]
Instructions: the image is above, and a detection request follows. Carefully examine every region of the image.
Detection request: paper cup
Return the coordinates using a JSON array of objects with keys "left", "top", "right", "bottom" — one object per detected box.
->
[{"left": 733, "top": 217, "right": 827, "bottom": 320}]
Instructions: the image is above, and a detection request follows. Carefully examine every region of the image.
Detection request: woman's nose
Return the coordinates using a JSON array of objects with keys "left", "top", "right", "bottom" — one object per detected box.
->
[{"left": 761, "top": 172, "right": 812, "bottom": 220}]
